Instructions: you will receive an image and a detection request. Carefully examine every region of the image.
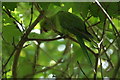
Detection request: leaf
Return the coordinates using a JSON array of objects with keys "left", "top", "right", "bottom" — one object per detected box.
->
[
  {"left": 39, "top": 2, "right": 61, "bottom": 11},
  {"left": 102, "top": 2, "right": 119, "bottom": 17},
  {"left": 62, "top": 2, "right": 91, "bottom": 17},
  {"left": 2, "top": 2, "right": 18, "bottom": 11},
  {"left": 45, "top": 3, "right": 61, "bottom": 18},
  {"left": 72, "top": 2, "right": 91, "bottom": 18},
  {"left": 90, "top": 2, "right": 119, "bottom": 21},
  {"left": 17, "top": 57, "right": 33, "bottom": 78},
  {"left": 3, "top": 25, "right": 21, "bottom": 44},
  {"left": 90, "top": 3, "right": 105, "bottom": 22}
]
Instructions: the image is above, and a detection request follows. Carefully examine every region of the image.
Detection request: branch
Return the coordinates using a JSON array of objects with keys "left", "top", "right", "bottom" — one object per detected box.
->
[
  {"left": 94, "top": 55, "right": 99, "bottom": 80},
  {"left": 29, "top": 3, "right": 33, "bottom": 26},
  {"left": 100, "top": 36, "right": 118, "bottom": 56},
  {"left": 88, "top": 21, "right": 101, "bottom": 29},
  {"left": 12, "top": 12, "right": 44, "bottom": 79},
  {"left": 3, "top": 8, "right": 25, "bottom": 32},
  {"left": 24, "top": 39, "right": 72, "bottom": 78},
  {"left": 33, "top": 2, "right": 42, "bottom": 13},
  {"left": 95, "top": 0, "right": 120, "bottom": 37},
  {"left": 27, "top": 36, "right": 65, "bottom": 42},
  {"left": 100, "top": 58, "right": 104, "bottom": 79},
  {"left": 24, "top": 58, "right": 62, "bottom": 78},
  {"left": 32, "top": 42, "right": 41, "bottom": 76},
  {"left": 77, "top": 61, "right": 89, "bottom": 80},
  {"left": 112, "top": 37, "right": 120, "bottom": 78}
]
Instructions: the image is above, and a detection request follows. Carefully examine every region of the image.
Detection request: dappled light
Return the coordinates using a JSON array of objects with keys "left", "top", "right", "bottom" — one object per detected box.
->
[{"left": 1, "top": 2, "right": 120, "bottom": 79}]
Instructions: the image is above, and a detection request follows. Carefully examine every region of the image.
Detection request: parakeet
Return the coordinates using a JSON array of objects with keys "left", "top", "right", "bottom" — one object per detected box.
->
[{"left": 41, "top": 11, "right": 94, "bottom": 69}]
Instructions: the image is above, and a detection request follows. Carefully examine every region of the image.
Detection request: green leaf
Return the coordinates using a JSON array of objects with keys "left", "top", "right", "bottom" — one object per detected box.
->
[
  {"left": 72, "top": 2, "right": 91, "bottom": 18},
  {"left": 90, "top": 3, "right": 105, "bottom": 22},
  {"left": 17, "top": 57, "right": 33, "bottom": 78},
  {"left": 3, "top": 25, "right": 21, "bottom": 44},
  {"left": 45, "top": 4, "right": 61, "bottom": 18},
  {"left": 2, "top": 2, "right": 18, "bottom": 11}
]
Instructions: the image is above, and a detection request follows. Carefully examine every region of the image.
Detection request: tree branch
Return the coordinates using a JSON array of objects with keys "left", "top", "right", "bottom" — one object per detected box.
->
[
  {"left": 12, "top": 12, "right": 44, "bottom": 79},
  {"left": 95, "top": 0, "right": 120, "bottom": 37},
  {"left": 27, "top": 36, "right": 65, "bottom": 42}
]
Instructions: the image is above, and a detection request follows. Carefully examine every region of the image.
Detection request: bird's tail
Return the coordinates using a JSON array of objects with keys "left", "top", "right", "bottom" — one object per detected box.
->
[{"left": 76, "top": 34, "right": 95, "bottom": 72}]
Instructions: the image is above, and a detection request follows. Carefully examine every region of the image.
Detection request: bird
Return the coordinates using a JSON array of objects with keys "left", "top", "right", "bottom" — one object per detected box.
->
[{"left": 41, "top": 11, "right": 94, "bottom": 70}]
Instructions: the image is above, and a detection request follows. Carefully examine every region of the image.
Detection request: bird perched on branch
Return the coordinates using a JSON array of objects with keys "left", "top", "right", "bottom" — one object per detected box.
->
[{"left": 41, "top": 11, "right": 94, "bottom": 71}]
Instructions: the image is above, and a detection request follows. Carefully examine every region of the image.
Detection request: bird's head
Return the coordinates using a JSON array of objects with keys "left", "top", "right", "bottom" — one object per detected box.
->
[{"left": 40, "top": 18, "right": 53, "bottom": 32}]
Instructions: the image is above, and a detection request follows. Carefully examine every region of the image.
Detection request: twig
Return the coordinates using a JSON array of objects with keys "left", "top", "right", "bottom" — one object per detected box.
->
[
  {"left": 100, "top": 18, "right": 106, "bottom": 40},
  {"left": 112, "top": 37, "right": 120, "bottom": 78},
  {"left": 24, "top": 58, "right": 62, "bottom": 77},
  {"left": 100, "top": 58, "right": 103, "bottom": 80},
  {"left": 93, "top": 18, "right": 106, "bottom": 78},
  {"left": 63, "top": 39, "right": 71, "bottom": 55},
  {"left": 29, "top": 3, "right": 33, "bottom": 26},
  {"left": 94, "top": 55, "right": 99, "bottom": 80},
  {"left": 80, "top": 12, "right": 101, "bottom": 42},
  {"left": 80, "top": 13, "right": 97, "bottom": 57},
  {"left": 61, "top": 40, "right": 72, "bottom": 76},
  {"left": 33, "top": 2, "right": 42, "bottom": 13},
  {"left": 100, "top": 36, "right": 118, "bottom": 56},
  {"left": 27, "top": 36, "right": 65, "bottom": 42},
  {"left": 2, "top": 48, "right": 16, "bottom": 70},
  {"left": 3, "top": 8, "right": 24, "bottom": 32},
  {"left": 95, "top": 0, "right": 120, "bottom": 37},
  {"left": 84, "top": 15, "right": 92, "bottom": 22},
  {"left": 89, "top": 19, "right": 116, "bottom": 69},
  {"left": 88, "top": 21, "right": 101, "bottom": 29},
  {"left": 39, "top": 47, "right": 57, "bottom": 62},
  {"left": 77, "top": 61, "right": 89, "bottom": 80},
  {"left": 12, "top": 13, "right": 44, "bottom": 79},
  {"left": 32, "top": 42, "right": 41, "bottom": 76},
  {"left": 24, "top": 39, "right": 72, "bottom": 78}
]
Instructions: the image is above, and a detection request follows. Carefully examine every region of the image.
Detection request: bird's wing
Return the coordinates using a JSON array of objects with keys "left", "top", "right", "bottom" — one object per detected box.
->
[{"left": 57, "top": 12, "right": 92, "bottom": 41}]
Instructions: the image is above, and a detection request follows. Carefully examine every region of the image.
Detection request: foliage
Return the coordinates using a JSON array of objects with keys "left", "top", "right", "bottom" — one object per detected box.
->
[{"left": 2, "top": 2, "right": 120, "bottom": 79}]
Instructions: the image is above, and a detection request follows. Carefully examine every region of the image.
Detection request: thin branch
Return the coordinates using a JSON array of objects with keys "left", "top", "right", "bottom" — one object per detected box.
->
[
  {"left": 100, "top": 18, "right": 106, "bottom": 40},
  {"left": 100, "top": 36, "right": 118, "bottom": 56},
  {"left": 94, "top": 55, "right": 99, "bottom": 80},
  {"left": 88, "top": 21, "right": 101, "bottom": 29},
  {"left": 77, "top": 61, "right": 89, "bottom": 80},
  {"left": 112, "top": 37, "right": 120, "bottom": 78},
  {"left": 2, "top": 48, "right": 16, "bottom": 70},
  {"left": 84, "top": 15, "right": 92, "bottom": 22},
  {"left": 24, "top": 58, "right": 62, "bottom": 78},
  {"left": 3, "top": 8, "right": 24, "bottom": 32},
  {"left": 100, "top": 58, "right": 103, "bottom": 80},
  {"left": 27, "top": 36, "right": 65, "bottom": 42},
  {"left": 32, "top": 42, "right": 41, "bottom": 76},
  {"left": 95, "top": 0, "right": 120, "bottom": 37},
  {"left": 80, "top": 12, "right": 101, "bottom": 42},
  {"left": 12, "top": 12, "right": 44, "bottom": 79},
  {"left": 65, "top": 35, "right": 97, "bottom": 57},
  {"left": 95, "top": 25, "right": 118, "bottom": 50},
  {"left": 40, "top": 47, "right": 57, "bottom": 62},
  {"left": 33, "top": 2, "right": 42, "bottom": 13},
  {"left": 93, "top": 18, "right": 106, "bottom": 78},
  {"left": 87, "top": 16, "right": 117, "bottom": 69},
  {"left": 24, "top": 39, "right": 72, "bottom": 78},
  {"left": 29, "top": 3, "right": 33, "bottom": 26},
  {"left": 63, "top": 39, "right": 72, "bottom": 55},
  {"left": 61, "top": 40, "right": 72, "bottom": 76}
]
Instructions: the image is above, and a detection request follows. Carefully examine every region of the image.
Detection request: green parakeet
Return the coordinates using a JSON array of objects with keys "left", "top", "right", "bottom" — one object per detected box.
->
[{"left": 41, "top": 11, "right": 94, "bottom": 70}]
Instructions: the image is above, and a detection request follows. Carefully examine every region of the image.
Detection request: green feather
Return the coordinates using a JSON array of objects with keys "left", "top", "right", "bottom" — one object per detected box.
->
[
  {"left": 56, "top": 11, "right": 93, "bottom": 40},
  {"left": 41, "top": 11, "right": 95, "bottom": 71},
  {"left": 76, "top": 34, "right": 93, "bottom": 68},
  {"left": 56, "top": 11, "right": 94, "bottom": 69}
]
